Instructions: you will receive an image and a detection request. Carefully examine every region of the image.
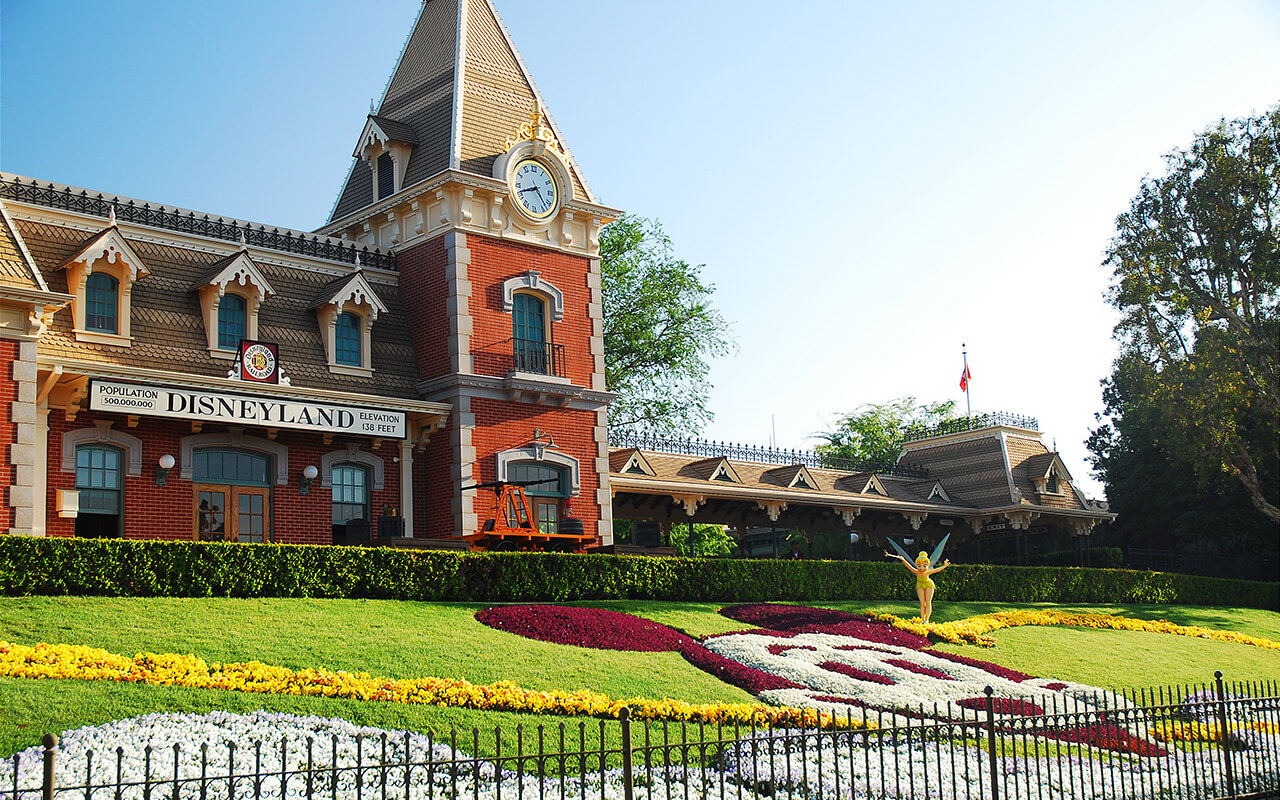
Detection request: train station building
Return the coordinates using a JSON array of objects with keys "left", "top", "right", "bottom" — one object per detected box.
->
[{"left": 0, "top": 0, "right": 1111, "bottom": 554}]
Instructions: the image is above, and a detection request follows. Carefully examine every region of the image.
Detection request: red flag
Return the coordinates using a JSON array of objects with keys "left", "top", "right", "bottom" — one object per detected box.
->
[{"left": 960, "top": 364, "right": 972, "bottom": 391}]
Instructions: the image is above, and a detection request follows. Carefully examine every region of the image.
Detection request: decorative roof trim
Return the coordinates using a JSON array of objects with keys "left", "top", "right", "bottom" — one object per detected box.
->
[
  {"left": 308, "top": 271, "right": 389, "bottom": 319},
  {"left": 192, "top": 250, "right": 275, "bottom": 301},
  {"left": 0, "top": 199, "right": 50, "bottom": 292},
  {"left": 58, "top": 226, "right": 149, "bottom": 280},
  {"left": 927, "top": 482, "right": 951, "bottom": 502},
  {"left": 450, "top": 0, "right": 469, "bottom": 171}
]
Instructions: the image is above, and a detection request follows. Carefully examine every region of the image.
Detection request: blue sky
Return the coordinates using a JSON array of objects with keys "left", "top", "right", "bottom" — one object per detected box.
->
[{"left": 3, "top": 0, "right": 1278, "bottom": 496}]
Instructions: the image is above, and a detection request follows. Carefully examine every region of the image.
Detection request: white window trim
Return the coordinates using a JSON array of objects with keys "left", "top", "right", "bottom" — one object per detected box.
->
[
  {"left": 59, "top": 226, "right": 149, "bottom": 347},
  {"left": 195, "top": 251, "right": 275, "bottom": 358},
  {"left": 496, "top": 446, "right": 581, "bottom": 496},
  {"left": 60, "top": 421, "right": 143, "bottom": 476},
  {"left": 179, "top": 429, "right": 290, "bottom": 485},
  {"left": 313, "top": 272, "right": 388, "bottom": 378},
  {"left": 502, "top": 271, "right": 564, "bottom": 321},
  {"left": 320, "top": 446, "right": 386, "bottom": 491}
]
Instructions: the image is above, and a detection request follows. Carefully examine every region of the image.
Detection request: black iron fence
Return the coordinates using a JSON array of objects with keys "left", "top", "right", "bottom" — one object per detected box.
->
[
  {"left": 609, "top": 431, "right": 930, "bottom": 479},
  {"left": 0, "top": 175, "right": 396, "bottom": 272},
  {"left": 10, "top": 674, "right": 1278, "bottom": 800},
  {"left": 511, "top": 337, "right": 566, "bottom": 378},
  {"left": 902, "top": 412, "right": 1040, "bottom": 443}
]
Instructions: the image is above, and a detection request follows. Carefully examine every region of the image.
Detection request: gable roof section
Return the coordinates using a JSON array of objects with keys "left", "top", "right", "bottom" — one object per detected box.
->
[
  {"left": 328, "top": 0, "right": 593, "bottom": 224},
  {"left": 761, "top": 464, "right": 819, "bottom": 490},
  {"left": 0, "top": 201, "right": 48, "bottom": 292},
  {"left": 682, "top": 456, "right": 742, "bottom": 483},
  {"left": 609, "top": 448, "right": 656, "bottom": 476},
  {"left": 58, "top": 226, "right": 150, "bottom": 281}
]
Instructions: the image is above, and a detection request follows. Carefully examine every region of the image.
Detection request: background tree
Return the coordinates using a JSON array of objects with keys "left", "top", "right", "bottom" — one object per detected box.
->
[
  {"left": 813, "top": 397, "right": 958, "bottom": 470},
  {"left": 601, "top": 214, "right": 733, "bottom": 434},
  {"left": 1088, "top": 353, "right": 1276, "bottom": 564},
  {"left": 1101, "top": 105, "right": 1278, "bottom": 522}
]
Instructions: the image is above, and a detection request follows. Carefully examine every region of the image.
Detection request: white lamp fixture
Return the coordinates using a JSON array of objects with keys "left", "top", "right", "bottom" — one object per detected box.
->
[
  {"left": 156, "top": 454, "right": 176, "bottom": 486},
  {"left": 300, "top": 464, "right": 319, "bottom": 495}
]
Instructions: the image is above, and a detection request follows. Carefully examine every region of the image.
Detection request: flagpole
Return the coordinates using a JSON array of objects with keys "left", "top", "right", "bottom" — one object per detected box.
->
[{"left": 962, "top": 344, "right": 971, "bottom": 419}]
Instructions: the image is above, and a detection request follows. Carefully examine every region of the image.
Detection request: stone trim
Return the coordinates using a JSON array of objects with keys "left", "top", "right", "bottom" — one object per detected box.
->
[
  {"left": 60, "top": 419, "right": 144, "bottom": 477},
  {"left": 496, "top": 446, "right": 581, "bottom": 496},
  {"left": 320, "top": 445, "right": 386, "bottom": 492},
  {"left": 501, "top": 271, "right": 564, "bottom": 320},
  {"left": 179, "top": 429, "right": 290, "bottom": 486}
]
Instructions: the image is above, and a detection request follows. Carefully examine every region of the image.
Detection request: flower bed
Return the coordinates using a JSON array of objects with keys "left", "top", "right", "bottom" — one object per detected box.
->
[
  {"left": 475, "top": 605, "right": 693, "bottom": 651},
  {"left": 871, "top": 610, "right": 1280, "bottom": 649},
  {"left": 0, "top": 640, "right": 846, "bottom": 729}
]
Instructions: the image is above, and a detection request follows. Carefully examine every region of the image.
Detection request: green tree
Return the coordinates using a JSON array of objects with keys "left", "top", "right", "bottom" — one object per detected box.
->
[
  {"left": 1087, "top": 353, "right": 1276, "bottom": 560},
  {"left": 813, "top": 397, "right": 958, "bottom": 470},
  {"left": 1102, "top": 105, "right": 1279, "bottom": 522},
  {"left": 601, "top": 214, "right": 733, "bottom": 434}
]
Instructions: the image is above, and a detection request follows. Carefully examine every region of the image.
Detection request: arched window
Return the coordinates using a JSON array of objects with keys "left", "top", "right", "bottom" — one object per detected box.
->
[
  {"left": 218, "top": 293, "right": 247, "bottom": 350},
  {"left": 512, "top": 292, "right": 548, "bottom": 373},
  {"left": 335, "top": 311, "right": 362, "bottom": 366},
  {"left": 192, "top": 448, "right": 272, "bottom": 543},
  {"left": 84, "top": 273, "right": 119, "bottom": 334},
  {"left": 508, "top": 461, "right": 566, "bottom": 534},
  {"left": 75, "top": 444, "right": 123, "bottom": 538},
  {"left": 332, "top": 464, "right": 371, "bottom": 543}
]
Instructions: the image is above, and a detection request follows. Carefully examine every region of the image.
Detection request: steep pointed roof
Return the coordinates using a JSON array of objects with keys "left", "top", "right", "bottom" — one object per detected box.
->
[
  {"left": 0, "top": 200, "right": 48, "bottom": 292},
  {"left": 327, "top": 0, "right": 594, "bottom": 225}
]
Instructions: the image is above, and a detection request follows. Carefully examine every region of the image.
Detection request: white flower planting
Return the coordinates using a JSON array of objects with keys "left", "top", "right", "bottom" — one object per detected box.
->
[
  {"left": 9, "top": 711, "right": 1277, "bottom": 800},
  {"left": 704, "top": 631, "right": 1134, "bottom": 727}
]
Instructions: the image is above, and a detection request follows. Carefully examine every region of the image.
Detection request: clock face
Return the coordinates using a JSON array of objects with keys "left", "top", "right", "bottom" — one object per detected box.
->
[{"left": 511, "top": 158, "right": 558, "bottom": 220}]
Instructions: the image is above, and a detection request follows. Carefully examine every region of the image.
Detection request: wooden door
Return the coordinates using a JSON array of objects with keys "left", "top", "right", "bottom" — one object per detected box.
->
[{"left": 194, "top": 485, "right": 270, "bottom": 542}]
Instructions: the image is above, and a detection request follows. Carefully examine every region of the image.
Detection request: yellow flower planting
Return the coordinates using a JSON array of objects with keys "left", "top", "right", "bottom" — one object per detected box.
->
[
  {"left": 870, "top": 610, "right": 1280, "bottom": 650},
  {"left": 1149, "top": 719, "right": 1279, "bottom": 743},
  {"left": 0, "top": 641, "right": 866, "bottom": 730}
]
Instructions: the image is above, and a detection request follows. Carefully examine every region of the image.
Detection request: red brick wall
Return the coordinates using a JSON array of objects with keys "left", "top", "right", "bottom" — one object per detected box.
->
[
  {"left": 419, "top": 432, "right": 454, "bottom": 539},
  {"left": 469, "top": 398, "right": 600, "bottom": 537},
  {"left": 398, "top": 236, "right": 451, "bottom": 381},
  {"left": 45, "top": 410, "right": 401, "bottom": 545},
  {"left": 467, "top": 236, "right": 594, "bottom": 386},
  {"left": 0, "top": 340, "right": 17, "bottom": 532}
]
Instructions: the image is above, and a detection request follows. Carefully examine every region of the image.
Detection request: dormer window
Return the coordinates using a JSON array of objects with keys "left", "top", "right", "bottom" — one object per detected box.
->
[
  {"left": 357, "top": 115, "right": 416, "bottom": 203},
  {"left": 1046, "top": 471, "right": 1059, "bottom": 494},
  {"left": 84, "top": 273, "right": 119, "bottom": 333},
  {"left": 309, "top": 270, "right": 388, "bottom": 378},
  {"left": 335, "top": 311, "right": 362, "bottom": 366},
  {"left": 218, "top": 294, "right": 247, "bottom": 349},
  {"left": 192, "top": 249, "right": 275, "bottom": 359},
  {"left": 58, "top": 224, "right": 150, "bottom": 347}
]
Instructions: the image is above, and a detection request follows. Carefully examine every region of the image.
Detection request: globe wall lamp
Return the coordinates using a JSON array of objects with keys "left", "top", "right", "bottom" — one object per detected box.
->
[
  {"left": 300, "top": 465, "right": 319, "bottom": 495},
  {"left": 155, "top": 454, "right": 176, "bottom": 486}
]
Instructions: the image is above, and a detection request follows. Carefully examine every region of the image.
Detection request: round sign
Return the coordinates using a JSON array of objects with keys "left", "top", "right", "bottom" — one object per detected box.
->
[{"left": 242, "top": 343, "right": 277, "bottom": 381}]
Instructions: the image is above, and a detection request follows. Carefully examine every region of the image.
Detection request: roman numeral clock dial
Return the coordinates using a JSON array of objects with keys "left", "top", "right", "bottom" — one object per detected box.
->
[{"left": 512, "top": 158, "right": 559, "bottom": 220}]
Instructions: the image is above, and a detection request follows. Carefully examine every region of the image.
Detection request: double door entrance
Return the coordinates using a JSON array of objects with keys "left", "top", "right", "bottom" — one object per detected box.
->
[
  {"left": 195, "top": 485, "right": 269, "bottom": 542},
  {"left": 191, "top": 449, "right": 272, "bottom": 543}
]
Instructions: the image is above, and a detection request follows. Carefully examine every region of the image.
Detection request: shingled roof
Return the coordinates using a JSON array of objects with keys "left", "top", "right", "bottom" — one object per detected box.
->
[{"left": 327, "top": 0, "right": 594, "bottom": 224}]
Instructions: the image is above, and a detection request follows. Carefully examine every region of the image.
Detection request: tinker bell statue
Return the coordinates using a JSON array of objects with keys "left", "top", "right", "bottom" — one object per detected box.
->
[{"left": 885, "top": 534, "right": 951, "bottom": 623}]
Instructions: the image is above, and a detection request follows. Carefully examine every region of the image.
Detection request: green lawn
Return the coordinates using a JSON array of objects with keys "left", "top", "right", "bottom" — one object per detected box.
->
[{"left": 1, "top": 597, "right": 1276, "bottom": 757}]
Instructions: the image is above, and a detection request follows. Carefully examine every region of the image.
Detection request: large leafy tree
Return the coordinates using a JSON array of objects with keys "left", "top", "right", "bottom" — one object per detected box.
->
[
  {"left": 813, "top": 397, "right": 958, "bottom": 470},
  {"left": 601, "top": 214, "right": 732, "bottom": 433},
  {"left": 1087, "top": 353, "right": 1276, "bottom": 559},
  {"left": 1102, "top": 105, "right": 1279, "bottom": 522}
]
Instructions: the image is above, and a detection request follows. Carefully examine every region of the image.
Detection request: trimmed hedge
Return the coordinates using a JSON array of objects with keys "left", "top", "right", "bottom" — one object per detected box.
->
[{"left": 1, "top": 537, "right": 1276, "bottom": 610}]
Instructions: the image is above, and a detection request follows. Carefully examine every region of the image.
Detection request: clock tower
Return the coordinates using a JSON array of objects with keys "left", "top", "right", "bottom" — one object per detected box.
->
[{"left": 318, "top": 0, "right": 620, "bottom": 544}]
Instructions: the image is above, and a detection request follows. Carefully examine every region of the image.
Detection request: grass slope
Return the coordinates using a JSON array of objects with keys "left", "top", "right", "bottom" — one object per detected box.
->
[{"left": 1, "top": 597, "right": 1276, "bottom": 757}]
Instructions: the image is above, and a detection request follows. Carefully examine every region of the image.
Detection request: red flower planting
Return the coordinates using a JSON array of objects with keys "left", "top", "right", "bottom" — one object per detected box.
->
[
  {"left": 1042, "top": 721, "right": 1168, "bottom": 757},
  {"left": 476, "top": 605, "right": 800, "bottom": 694},
  {"left": 721, "top": 604, "right": 931, "bottom": 649},
  {"left": 818, "top": 661, "right": 896, "bottom": 686},
  {"left": 884, "top": 658, "right": 954, "bottom": 680},
  {"left": 767, "top": 644, "right": 817, "bottom": 656},
  {"left": 476, "top": 605, "right": 692, "bottom": 651},
  {"left": 958, "top": 696, "right": 1044, "bottom": 715},
  {"left": 921, "top": 649, "right": 1035, "bottom": 683}
]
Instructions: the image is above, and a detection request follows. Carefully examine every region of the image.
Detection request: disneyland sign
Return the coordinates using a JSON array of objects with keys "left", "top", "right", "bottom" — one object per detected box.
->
[{"left": 88, "top": 380, "right": 406, "bottom": 438}]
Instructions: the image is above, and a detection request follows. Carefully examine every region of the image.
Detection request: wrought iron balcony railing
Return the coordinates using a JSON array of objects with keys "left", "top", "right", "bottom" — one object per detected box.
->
[
  {"left": 0, "top": 174, "right": 396, "bottom": 271},
  {"left": 902, "top": 411, "right": 1040, "bottom": 442},
  {"left": 511, "top": 337, "right": 566, "bottom": 378}
]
